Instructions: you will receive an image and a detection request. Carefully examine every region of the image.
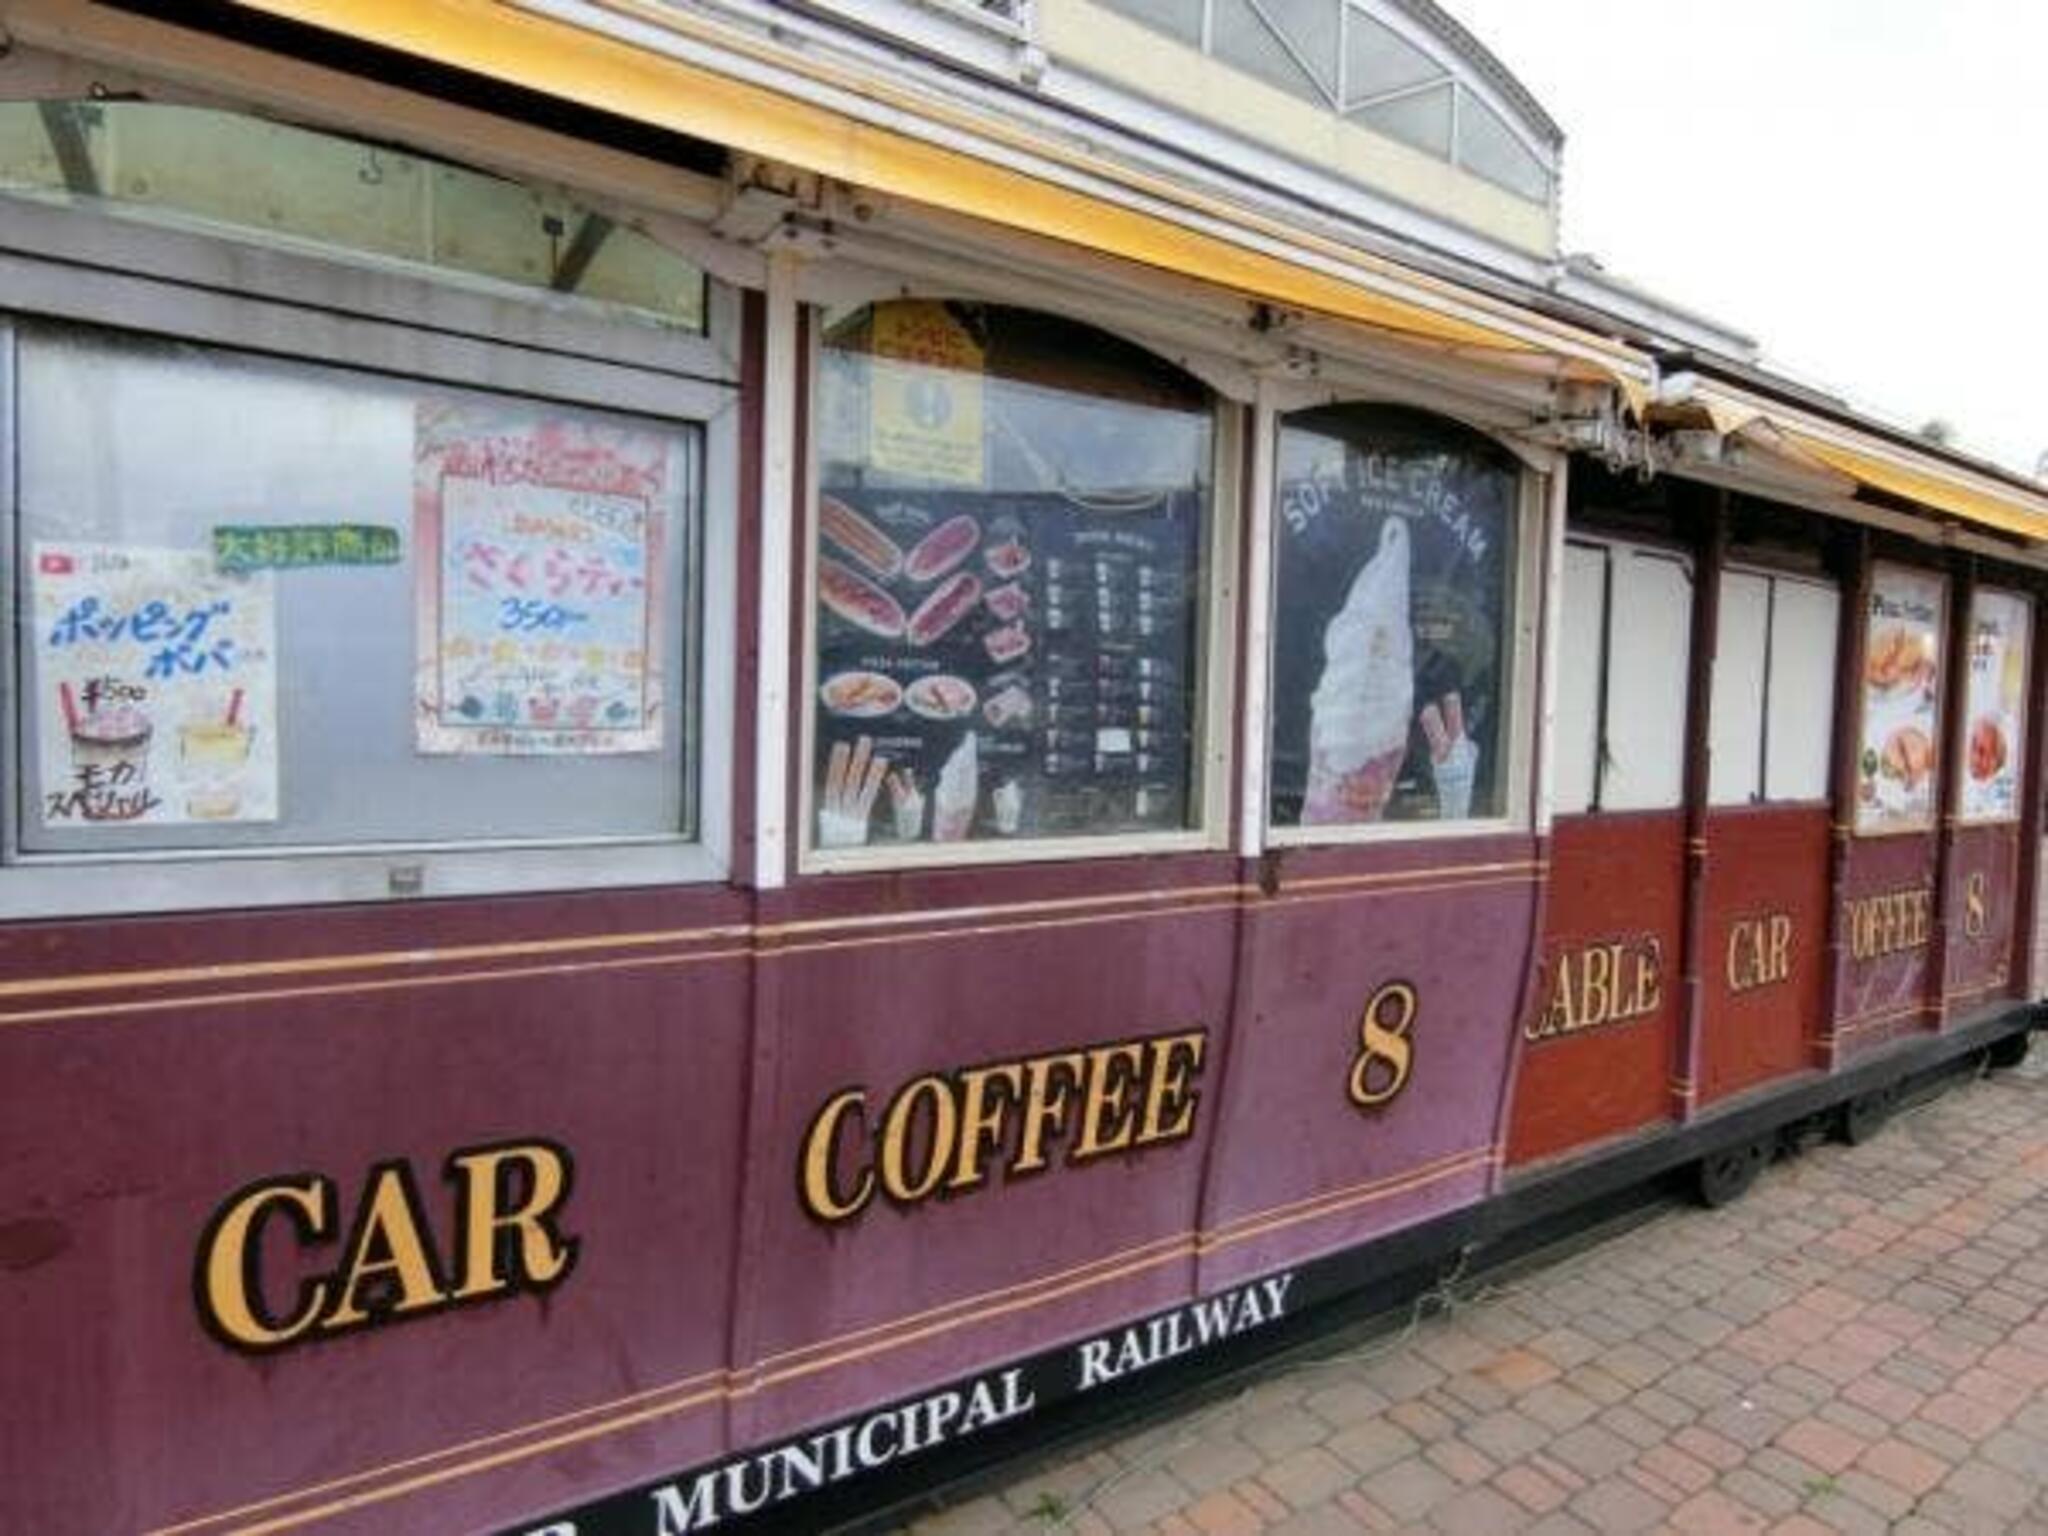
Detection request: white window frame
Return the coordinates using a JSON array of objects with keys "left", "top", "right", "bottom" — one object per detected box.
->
[
  {"left": 0, "top": 194, "right": 742, "bottom": 918},
  {"left": 1260, "top": 405, "right": 1544, "bottom": 848},
  {"left": 1547, "top": 531, "right": 1694, "bottom": 819},
  {"left": 1710, "top": 561, "right": 1840, "bottom": 809},
  {"left": 795, "top": 300, "right": 1242, "bottom": 875}
]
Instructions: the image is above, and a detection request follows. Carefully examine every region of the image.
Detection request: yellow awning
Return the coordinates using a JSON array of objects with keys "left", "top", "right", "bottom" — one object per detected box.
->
[
  {"left": 1661, "top": 379, "right": 2048, "bottom": 546},
  {"left": 1785, "top": 434, "right": 2048, "bottom": 545},
  {"left": 219, "top": 0, "right": 1648, "bottom": 398}
]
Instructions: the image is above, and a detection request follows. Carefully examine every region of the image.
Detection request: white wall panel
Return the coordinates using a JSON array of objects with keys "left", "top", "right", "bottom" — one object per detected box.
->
[
  {"left": 1709, "top": 571, "right": 1771, "bottom": 806},
  {"left": 1602, "top": 548, "right": 1691, "bottom": 810},
  {"left": 1764, "top": 578, "right": 1839, "bottom": 802},
  {"left": 1555, "top": 542, "right": 1606, "bottom": 815}
]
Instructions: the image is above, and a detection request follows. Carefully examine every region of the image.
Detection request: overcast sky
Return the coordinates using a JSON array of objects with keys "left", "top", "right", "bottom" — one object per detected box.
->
[{"left": 1446, "top": 0, "right": 2047, "bottom": 478}]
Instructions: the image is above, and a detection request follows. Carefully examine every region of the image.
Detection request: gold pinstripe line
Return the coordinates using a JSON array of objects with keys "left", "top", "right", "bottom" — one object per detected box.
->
[
  {"left": 0, "top": 871, "right": 1543, "bottom": 1031},
  {"left": 1835, "top": 1000, "right": 1935, "bottom": 1034},
  {"left": 1199, "top": 1145, "right": 1487, "bottom": 1242},
  {"left": 1939, "top": 986, "right": 2011, "bottom": 1004},
  {"left": 0, "top": 924, "right": 756, "bottom": 1000},
  {"left": 1197, "top": 1148, "right": 1492, "bottom": 1253},
  {"left": 214, "top": 1381, "right": 733, "bottom": 1536},
  {"left": 0, "top": 946, "right": 759, "bottom": 1030},
  {"left": 144, "top": 1367, "right": 731, "bottom": 1536},
  {"left": 146, "top": 1150, "right": 1493, "bottom": 1535},
  {"left": 0, "top": 859, "right": 1544, "bottom": 1005},
  {"left": 742, "top": 1230, "right": 1194, "bottom": 1375}
]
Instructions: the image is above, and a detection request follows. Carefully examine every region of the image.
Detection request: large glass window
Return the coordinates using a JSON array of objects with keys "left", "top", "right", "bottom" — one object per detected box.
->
[
  {"left": 1267, "top": 406, "right": 1519, "bottom": 829},
  {"left": 16, "top": 326, "right": 699, "bottom": 854},
  {"left": 807, "top": 302, "right": 1216, "bottom": 856}
]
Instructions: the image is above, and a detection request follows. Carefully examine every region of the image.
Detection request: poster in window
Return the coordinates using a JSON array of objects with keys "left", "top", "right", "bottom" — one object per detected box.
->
[
  {"left": 867, "top": 300, "right": 986, "bottom": 488},
  {"left": 33, "top": 543, "right": 279, "bottom": 825},
  {"left": 414, "top": 401, "right": 674, "bottom": 755},
  {"left": 1268, "top": 410, "right": 1515, "bottom": 828},
  {"left": 1854, "top": 564, "right": 1945, "bottom": 834},
  {"left": 1959, "top": 588, "right": 2030, "bottom": 822},
  {"left": 813, "top": 488, "right": 1202, "bottom": 847}
]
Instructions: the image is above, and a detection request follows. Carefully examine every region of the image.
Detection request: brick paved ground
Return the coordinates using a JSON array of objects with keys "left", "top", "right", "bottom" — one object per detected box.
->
[{"left": 905, "top": 1050, "right": 2048, "bottom": 1535}]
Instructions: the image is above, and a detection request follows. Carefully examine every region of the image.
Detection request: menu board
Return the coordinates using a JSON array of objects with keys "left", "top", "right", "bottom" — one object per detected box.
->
[
  {"left": 1854, "top": 564, "right": 1945, "bottom": 834},
  {"left": 812, "top": 489, "right": 1201, "bottom": 847},
  {"left": 1959, "top": 587, "right": 2030, "bottom": 823},
  {"left": 33, "top": 543, "right": 279, "bottom": 826},
  {"left": 414, "top": 401, "right": 674, "bottom": 756},
  {"left": 1269, "top": 413, "right": 1515, "bottom": 827}
]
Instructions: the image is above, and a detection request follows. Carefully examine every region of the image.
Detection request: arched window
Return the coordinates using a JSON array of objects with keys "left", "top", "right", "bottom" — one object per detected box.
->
[
  {"left": 807, "top": 301, "right": 1222, "bottom": 858},
  {"left": 1091, "top": 0, "right": 1556, "bottom": 203},
  {"left": 1267, "top": 404, "right": 1521, "bottom": 829}
]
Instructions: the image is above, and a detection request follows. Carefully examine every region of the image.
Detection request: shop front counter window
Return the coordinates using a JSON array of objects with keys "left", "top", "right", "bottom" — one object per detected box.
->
[{"left": 802, "top": 300, "right": 1233, "bottom": 866}]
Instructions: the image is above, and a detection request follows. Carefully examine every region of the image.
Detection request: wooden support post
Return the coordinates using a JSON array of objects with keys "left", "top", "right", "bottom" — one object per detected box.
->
[
  {"left": 1673, "top": 484, "right": 1726, "bottom": 1122},
  {"left": 1817, "top": 528, "right": 1871, "bottom": 1071},
  {"left": 2014, "top": 593, "right": 2048, "bottom": 997},
  {"left": 1928, "top": 558, "right": 1974, "bottom": 1029}
]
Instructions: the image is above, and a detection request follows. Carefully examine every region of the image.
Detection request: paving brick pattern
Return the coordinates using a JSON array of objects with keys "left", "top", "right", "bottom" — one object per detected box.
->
[{"left": 903, "top": 1051, "right": 2048, "bottom": 1534}]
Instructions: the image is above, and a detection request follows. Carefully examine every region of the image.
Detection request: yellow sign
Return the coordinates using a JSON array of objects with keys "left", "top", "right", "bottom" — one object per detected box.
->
[{"left": 869, "top": 301, "right": 986, "bottom": 487}]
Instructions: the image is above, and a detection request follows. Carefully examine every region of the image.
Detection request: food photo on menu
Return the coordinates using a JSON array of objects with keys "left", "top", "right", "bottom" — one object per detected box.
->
[
  {"left": 809, "top": 301, "right": 1212, "bottom": 852},
  {"left": 1268, "top": 406, "right": 1515, "bottom": 829}
]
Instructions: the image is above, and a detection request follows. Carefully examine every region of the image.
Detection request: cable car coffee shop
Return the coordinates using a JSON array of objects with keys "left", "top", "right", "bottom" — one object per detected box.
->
[{"left": 1, "top": 2, "right": 2045, "bottom": 1533}]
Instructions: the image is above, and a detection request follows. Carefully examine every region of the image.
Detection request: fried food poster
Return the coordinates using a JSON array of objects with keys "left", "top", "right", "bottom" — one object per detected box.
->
[
  {"left": 1959, "top": 587, "right": 2030, "bottom": 823},
  {"left": 1855, "top": 564, "right": 1945, "bottom": 834},
  {"left": 414, "top": 401, "right": 675, "bottom": 756},
  {"left": 33, "top": 543, "right": 278, "bottom": 826},
  {"left": 812, "top": 489, "right": 1200, "bottom": 848}
]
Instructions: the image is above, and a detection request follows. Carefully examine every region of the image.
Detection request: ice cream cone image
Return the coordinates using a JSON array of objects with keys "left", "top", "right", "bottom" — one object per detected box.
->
[
  {"left": 1304, "top": 518, "right": 1413, "bottom": 825},
  {"left": 933, "top": 731, "right": 979, "bottom": 842}
]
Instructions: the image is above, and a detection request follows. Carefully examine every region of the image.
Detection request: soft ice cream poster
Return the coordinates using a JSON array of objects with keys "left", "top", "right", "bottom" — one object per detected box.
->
[
  {"left": 1270, "top": 418, "right": 1515, "bottom": 827},
  {"left": 33, "top": 543, "right": 278, "bottom": 825},
  {"left": 413, "top": 400, "right": 675, "bottom": 756}
]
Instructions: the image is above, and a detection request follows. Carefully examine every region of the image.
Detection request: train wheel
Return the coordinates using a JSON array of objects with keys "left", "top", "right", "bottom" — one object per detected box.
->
[
  {"left": 1695, "top": 1135, "right": 1772, "bottom": 1208},
  {"left": 1987, "top": 1030, "right": 2032, "bottom": 1071},
  {"left": 1838, "top": 1085, "right": 1897, "bottom": 1146}
]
